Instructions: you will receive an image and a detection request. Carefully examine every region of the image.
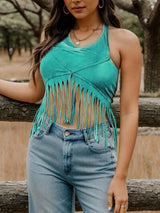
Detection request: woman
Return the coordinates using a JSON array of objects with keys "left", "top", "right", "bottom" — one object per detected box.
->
[{"left": 0, "top": 0, "right": 142, "bottom": 212}]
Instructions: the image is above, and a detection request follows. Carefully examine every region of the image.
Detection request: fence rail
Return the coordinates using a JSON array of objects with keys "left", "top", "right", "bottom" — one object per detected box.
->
[
  {"left": 0, "top": 96, "right": 160, "bottom": 126},
  {"left": 0, "top": 180, "right": 160, "bottom": 212}
]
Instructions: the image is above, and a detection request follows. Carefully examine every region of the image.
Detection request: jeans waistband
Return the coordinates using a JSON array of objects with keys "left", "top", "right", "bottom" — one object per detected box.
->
[{"left": 44, "top": 116, "right": 111, "bottom": 144}]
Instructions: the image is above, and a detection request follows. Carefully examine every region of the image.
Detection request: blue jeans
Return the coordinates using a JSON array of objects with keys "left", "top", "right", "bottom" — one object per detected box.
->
[{"left": 26, "top": 117, "right": 117, "bottom": 213}]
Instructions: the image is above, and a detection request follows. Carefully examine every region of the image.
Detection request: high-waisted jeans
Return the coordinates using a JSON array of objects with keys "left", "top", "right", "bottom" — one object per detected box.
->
[{"left": 26, "top": 116, "right": 117, "bottom": 213}]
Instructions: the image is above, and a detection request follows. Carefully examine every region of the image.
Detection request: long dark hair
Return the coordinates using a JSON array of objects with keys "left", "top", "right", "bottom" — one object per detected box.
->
[{"left": 29, "top": 0, "right": 121, "bottom": 85}]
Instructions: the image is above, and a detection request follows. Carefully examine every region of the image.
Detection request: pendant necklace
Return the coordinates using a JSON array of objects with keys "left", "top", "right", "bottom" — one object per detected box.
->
[{"left": 70, "top": 23, "right": 103, "bottom": 46}]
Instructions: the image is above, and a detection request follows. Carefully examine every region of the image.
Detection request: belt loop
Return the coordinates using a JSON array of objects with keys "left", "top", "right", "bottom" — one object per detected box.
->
[
  {"left": 83, "top": 129, "right": 89, "bottom": 145},
  {"left": 44, "top": 125, "right": 51, "bottom": 135}
]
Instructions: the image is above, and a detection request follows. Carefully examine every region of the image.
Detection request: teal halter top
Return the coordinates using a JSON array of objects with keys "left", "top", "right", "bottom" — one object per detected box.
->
[{"left": 30, "top": 24, "right": 119, "bottom": 152}]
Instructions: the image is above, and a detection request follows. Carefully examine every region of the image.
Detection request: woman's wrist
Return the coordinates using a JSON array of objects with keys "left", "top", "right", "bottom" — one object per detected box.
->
[{"left": 113, "top": 171, "right": 128, "bottom": 180}]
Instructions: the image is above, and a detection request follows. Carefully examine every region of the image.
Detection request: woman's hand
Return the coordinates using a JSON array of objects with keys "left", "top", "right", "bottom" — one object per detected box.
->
[{"left": 107, "top": 176, "right": 128, "bottom": 213}]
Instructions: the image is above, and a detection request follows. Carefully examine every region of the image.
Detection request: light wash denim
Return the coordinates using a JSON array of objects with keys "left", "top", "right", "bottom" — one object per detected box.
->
[{"left": 26, "top": 116, "right": 117, "bottom": 213}]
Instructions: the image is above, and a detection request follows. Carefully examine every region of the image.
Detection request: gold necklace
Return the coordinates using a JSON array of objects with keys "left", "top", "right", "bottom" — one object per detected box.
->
[{"left": 71, "top": 23, "right": 103, "bottom": 46}]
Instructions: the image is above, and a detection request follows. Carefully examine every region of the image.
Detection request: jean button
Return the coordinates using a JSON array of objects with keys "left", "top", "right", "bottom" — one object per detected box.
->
[{"left": 64, "top": 130, "right": 70, "bottom": 136}]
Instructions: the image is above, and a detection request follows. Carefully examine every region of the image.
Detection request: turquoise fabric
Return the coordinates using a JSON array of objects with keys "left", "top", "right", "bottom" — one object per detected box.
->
[{"left": 30, "top": 24, "right": 119, "bottom": 152}]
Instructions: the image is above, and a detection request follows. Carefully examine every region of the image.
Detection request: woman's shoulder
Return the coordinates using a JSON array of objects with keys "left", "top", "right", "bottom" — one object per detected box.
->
[
  {"left": 109, "top": 26, "right": 139, "bottom": 43},
  {"left": 108, "top": 25, "right": 140, "bottom": 49}
]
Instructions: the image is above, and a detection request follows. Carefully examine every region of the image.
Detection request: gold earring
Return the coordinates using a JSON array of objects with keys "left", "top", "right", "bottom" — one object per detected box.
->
[
  {"left": 63, "top": 4, "right": 70, "bottom": 15},
  {"left": 98, "top": 0, "right": 104, "bottom": 8}
]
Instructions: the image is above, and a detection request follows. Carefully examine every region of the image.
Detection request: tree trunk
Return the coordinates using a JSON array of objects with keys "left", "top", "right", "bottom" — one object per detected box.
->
[
  {"left": 16, "top": 36, "right": 21, "bottom": 56},
  {"left": 143, "top": 28, "right": 160, "bottom": 92},
  {"left": 113, "top": 0, "right": 160, "bottom": 93}
]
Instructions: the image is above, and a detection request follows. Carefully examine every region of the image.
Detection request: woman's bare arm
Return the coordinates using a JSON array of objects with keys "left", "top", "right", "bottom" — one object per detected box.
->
[
  {"left": 107, "top": 28, "right": 143, "bottom": 212},
  {"left": 0, "top": 69, "right": 45, "bottom": 103},
  {"left": 114, "top": 29, "right": 143, "bottom": 179}
]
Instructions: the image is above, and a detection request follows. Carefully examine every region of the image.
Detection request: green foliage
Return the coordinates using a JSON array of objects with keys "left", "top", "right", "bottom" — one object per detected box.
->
[
  {"left": 0, "top": 27, "right": 33, "bottom": 50},
  {"left": 0, "top": 0, "right": 49, "bottom": 48}
]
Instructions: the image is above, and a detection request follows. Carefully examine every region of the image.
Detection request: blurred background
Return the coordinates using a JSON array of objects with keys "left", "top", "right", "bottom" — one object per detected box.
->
[{"left": 0, "top": 0, "right": 160, "bottom": 213}]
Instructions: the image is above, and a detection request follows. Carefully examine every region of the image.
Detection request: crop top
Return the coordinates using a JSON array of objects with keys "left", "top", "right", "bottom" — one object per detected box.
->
[{"left": 30, "top": 23, "right": 119, "bottom": 152}]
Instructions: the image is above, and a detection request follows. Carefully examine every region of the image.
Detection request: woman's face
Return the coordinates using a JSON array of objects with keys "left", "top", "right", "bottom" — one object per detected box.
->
[{"left": 63, "top": 0, "right": 99, "bottom": 19}]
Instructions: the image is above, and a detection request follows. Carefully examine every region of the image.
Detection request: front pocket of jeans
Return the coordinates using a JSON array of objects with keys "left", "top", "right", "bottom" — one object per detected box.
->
[
  {"left": 33, "top": 128, "right": 46, "bottom": 139},
  {"left": 88, "top": 136, "right": 112, "bottom": 154},
  {"left": 30, "top": 126, "right": 48, "bottom": 141},
  {"left": 30, "top": 115, "right": 52, "bottom": 140}
]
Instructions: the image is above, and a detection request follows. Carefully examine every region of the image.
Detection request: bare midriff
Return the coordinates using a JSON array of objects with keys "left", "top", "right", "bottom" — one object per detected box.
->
[{"left": 46, "top": 79, "right": 106, "bottom": 129}]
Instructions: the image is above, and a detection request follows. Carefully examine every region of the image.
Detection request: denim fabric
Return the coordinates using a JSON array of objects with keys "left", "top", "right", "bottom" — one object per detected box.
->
[{"left": 26, "top": 117, "right": 117, "bottom": 213}]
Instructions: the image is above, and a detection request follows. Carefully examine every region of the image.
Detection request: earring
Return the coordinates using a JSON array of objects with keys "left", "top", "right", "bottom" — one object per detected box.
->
[
  {"left": 63, "top": 4, "right": 70, "bottom": 15},
  {"left": 98, "top": 0, "right": 104, "bottom": 8}
]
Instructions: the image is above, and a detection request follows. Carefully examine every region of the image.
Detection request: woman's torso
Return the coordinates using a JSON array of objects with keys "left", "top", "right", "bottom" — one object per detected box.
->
[{"left": 45, "top": 24, "right": 120, "bottom": 129}]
